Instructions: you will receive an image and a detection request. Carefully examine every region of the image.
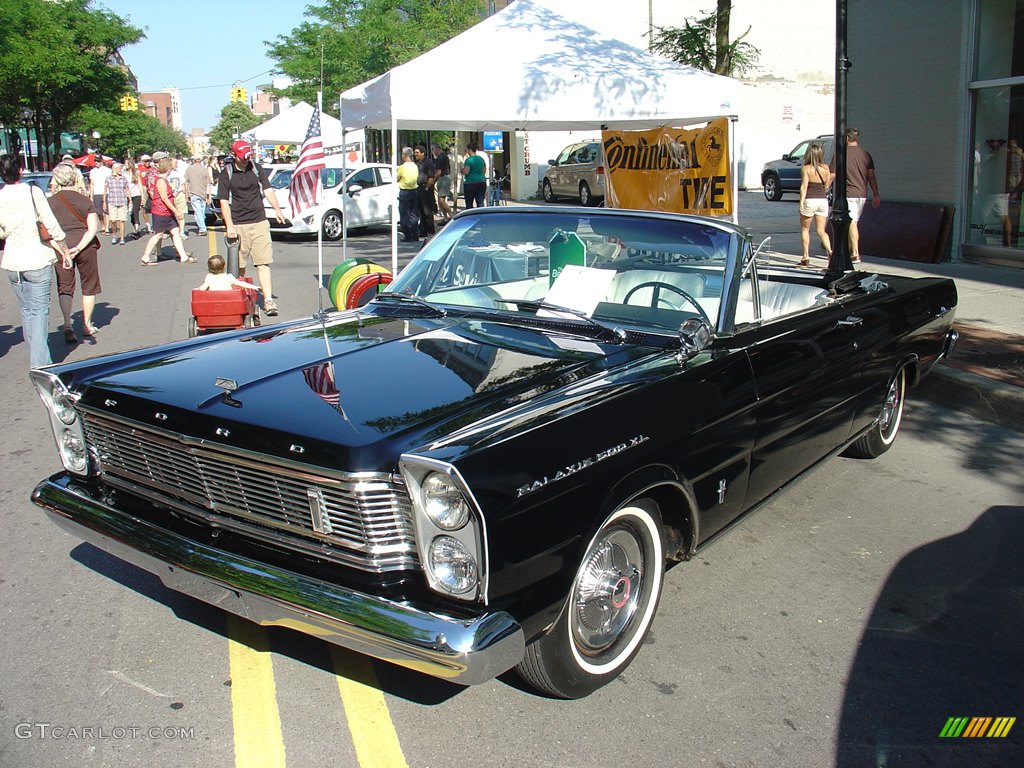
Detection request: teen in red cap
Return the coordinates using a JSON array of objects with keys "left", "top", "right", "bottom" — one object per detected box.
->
[{"left": 217, "top": 140, "right": 285, "bottom": 316}]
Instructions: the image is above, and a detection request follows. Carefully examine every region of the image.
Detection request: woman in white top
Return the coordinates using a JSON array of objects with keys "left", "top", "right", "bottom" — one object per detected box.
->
[
  {"left": 798, "top": 143, "right": 833, "bottom": 267},
  {"left": 0, "top": 154, "right": 70, "bottom": 367}
]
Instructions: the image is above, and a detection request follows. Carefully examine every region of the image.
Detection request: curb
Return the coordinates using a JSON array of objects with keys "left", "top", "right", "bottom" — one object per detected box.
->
[{"left": 915, "top": 363, "right": 1024, "bottom": 432}]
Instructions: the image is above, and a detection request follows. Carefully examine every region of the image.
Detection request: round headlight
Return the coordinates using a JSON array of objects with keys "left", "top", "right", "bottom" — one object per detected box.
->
[
  {"left": 421, "top": 472, "right": 470, "bottom": 530},
  {"left": 53, "top": 390, "right": 77, "bottom": 425},
  {"left": 428, "top": 536, "right": 478, "bottom": 595},
  {"left": 60, "top": 430, "right": 88, "bottom": 474}
]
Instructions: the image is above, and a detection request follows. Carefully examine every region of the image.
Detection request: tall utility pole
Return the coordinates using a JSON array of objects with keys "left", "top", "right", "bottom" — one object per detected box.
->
[{"left": 828, "top": 0, "right": 854, "bottom": 273}]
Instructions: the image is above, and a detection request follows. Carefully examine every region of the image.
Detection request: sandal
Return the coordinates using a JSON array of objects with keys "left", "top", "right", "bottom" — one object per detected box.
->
[
  {"left": 83, "top": 325, "right": 99, "bottom": 338},
  {"left": 798, "top": 257, "right": 810, "bottom": 267},
  {"left": 141, "top": 257, "right": 156, "bottom": 266},
  {"left": 63, "top": 327, "right": 78, "bottom": 344}
]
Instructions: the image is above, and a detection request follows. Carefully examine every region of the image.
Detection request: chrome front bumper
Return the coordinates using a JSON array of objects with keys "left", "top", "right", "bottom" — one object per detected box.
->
[{"left": 32, "top": 474, "right": 524, "bottom": 685}]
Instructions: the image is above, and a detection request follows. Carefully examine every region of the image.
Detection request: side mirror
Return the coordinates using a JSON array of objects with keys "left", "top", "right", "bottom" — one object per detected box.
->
[
  {"left": 547, "top": 158, "right": 557, "bottom": 166},
  {"left": 347, "top": 184, "right": 364, "bottom": 196},
  {"left": 678, "top": 317, "right": 711, "bottom": 357}
]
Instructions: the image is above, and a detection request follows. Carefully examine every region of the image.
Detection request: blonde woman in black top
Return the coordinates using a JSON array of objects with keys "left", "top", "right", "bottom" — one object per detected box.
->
[{"left": 798, "top": 143, "right": 832, "bottom": 267}]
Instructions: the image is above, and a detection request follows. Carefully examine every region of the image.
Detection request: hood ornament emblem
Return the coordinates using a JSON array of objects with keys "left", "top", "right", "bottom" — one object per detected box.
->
[{"left": 215, "top": 377, "right": 242, "bottom": 408}]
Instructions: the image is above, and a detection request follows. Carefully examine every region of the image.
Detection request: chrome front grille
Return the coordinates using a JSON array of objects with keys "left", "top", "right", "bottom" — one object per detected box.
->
[{"left": 81, "top": 412, "right": 417, "bottom": 573}]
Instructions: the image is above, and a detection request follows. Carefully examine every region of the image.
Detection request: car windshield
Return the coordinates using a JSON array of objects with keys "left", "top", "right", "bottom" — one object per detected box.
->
[
  {"left": 385, "top": 209, "right": 738, "bottom": 334},
  {"left": 270, "top": 166, "right": 355, "bottom": 190}
]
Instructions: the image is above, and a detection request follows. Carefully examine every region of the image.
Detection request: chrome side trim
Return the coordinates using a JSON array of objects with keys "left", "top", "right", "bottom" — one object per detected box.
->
[{"left": 32, "top": 474, "right": 525, "bottom": 686}]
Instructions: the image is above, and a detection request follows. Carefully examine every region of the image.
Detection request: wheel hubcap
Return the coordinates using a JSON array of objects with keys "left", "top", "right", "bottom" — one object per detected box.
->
[
  {"left": 324, "top": 214, "right": 342, "bottom": 238},
  {"left": 572, "top": 528, "right": 643, "bottom": 654},
  {"left": 879, "top": 374, "right": 902, "bottom": 439}
]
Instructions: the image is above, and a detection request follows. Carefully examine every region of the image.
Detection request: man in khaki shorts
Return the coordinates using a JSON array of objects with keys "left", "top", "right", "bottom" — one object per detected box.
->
[{"left": 218, "top": 140, "right": 286, "bottom": 316}]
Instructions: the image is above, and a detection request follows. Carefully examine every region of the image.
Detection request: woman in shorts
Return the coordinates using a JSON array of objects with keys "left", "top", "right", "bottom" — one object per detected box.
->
[
  {"left": 48, "top": 163, "right": 101, "bottom": 341},
  {"left": 798, "top": 142, "right": 832, "bottom": 267},
  {"left": 140, "top": 157, "right": 193, "bottom": 265}
]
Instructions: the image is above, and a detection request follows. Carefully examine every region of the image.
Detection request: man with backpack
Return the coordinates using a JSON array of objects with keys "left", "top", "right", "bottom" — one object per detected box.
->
[{"left": 218, "top": 140, "right": 286, "bottom": 316}]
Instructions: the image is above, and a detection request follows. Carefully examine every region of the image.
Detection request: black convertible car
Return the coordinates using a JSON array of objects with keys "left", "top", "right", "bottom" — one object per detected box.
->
[{"left": 31, "top": 207, "right": 958, "bottom": 698}]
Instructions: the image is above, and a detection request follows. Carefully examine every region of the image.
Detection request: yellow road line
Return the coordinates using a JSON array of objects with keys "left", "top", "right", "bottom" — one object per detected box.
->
[
  {"left": 331, "top": 648, "right": 409, "bottom": 768},
  {"left": 228, "top": 616, "right": 287, "bottom": 768}
]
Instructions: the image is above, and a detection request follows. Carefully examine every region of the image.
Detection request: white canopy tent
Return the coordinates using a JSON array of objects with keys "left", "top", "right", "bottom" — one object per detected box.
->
[
  {"left": 339, "top": 0, "right": 742, "bottom": 273},
  {"left": 244, "top": 101, "right": 352, "bottom": 148}
]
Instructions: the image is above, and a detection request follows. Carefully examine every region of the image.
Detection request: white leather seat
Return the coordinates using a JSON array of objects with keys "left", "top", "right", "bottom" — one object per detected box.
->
[
  {"left": 737, "top": 280, "right": 829, "bottom": 322},
  {"left": 605, "top": 270, "right": 705, "bottom": 308}
]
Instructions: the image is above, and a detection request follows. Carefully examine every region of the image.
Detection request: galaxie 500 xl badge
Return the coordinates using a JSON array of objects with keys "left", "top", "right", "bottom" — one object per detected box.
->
[{"left": 516, "top": 435, "right": 650, "bottom": 498}]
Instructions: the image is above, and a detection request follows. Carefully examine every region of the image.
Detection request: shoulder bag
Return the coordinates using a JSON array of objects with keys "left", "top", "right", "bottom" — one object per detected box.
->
[
  {"left": 54, "top": 192, "right": 100, "bottom": 251},
  {"left": 28, "top": 185, "right": 53, "bottom": 242}
]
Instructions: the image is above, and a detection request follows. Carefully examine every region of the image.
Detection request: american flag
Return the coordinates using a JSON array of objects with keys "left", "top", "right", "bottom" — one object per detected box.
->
[
  {"left": 289, "top": 106, "right": 325, "bottom": 218},
  {"left": 302, "top": 362, "right": 347, "bottom": 419}
]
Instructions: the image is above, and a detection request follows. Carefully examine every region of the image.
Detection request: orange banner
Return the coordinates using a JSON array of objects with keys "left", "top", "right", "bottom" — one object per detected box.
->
[{"left": 602, "top": 118, "right": 732, "bottom": 216}]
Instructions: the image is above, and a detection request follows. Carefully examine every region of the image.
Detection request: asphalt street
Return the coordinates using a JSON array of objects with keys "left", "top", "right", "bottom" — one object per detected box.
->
[{"left": 1, "top": 202, "right": 1021, "bottom": 767}]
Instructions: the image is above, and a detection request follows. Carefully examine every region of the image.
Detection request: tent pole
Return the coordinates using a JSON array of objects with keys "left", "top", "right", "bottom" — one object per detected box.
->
[
  {"left": 391, "top": 117, "right": 398, "bottom": 276},
  {"left": 340, "top": 94, "right": 348, "bottom": 266},
  {"left": 730, "top": 116, "right": 738, "bottom": 225}
]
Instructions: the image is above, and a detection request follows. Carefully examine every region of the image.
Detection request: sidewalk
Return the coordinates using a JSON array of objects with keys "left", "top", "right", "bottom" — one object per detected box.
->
[{"left": 737, "top": 191, "right": 1024, "bottom": 431}]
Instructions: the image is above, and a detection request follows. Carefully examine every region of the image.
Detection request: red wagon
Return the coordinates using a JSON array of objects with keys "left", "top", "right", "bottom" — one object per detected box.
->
[{"left": 188, "top": 278, "right": 260, "bottom": 337}]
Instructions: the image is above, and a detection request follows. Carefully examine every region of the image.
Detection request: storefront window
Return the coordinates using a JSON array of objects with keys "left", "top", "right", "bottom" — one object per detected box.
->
[
  {"left": 966, "top": 85, "right": 1024, "bottom": 248},
  {"left": 976, "top": 0, "right": 1024, "bottom": 79},
  {"left": 966, "top": 0, "right": 1024, "bottom": 255}
]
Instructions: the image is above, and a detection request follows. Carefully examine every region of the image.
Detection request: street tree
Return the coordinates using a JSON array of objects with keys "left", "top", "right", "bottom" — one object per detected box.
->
[
  {"left": 648, "top": 1, "right": 760, "bottom": 77},
  {"left": 208, "top": 102, "right": 263, "bottom": 155},
  {"left": 0, "top": 0, "right": 143, "bottom": 166},
  {"left": 74, "top": 107, "right": 189, "bottom": 159},
  {"left": 266, "top": 0, "right": 486, "bottom": 112}
]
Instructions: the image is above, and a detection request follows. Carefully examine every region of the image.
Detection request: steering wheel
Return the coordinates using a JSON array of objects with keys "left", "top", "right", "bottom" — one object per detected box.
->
[{"left": 622, "top": 281, "right": 711, "bottom": 325}]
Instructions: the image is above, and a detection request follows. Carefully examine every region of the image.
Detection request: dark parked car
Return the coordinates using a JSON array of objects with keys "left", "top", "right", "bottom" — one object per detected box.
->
[
  {"left": 31, "top": 206, "right": 957, "bottom": 698},
  {"left": 761, "top": 134, "right": 835, "bottom": 201}
]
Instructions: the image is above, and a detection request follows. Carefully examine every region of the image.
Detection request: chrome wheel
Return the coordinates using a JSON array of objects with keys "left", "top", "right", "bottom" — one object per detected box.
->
[
  {"left": 322, "top": 210, "right": 343, "bottom": 241},
  {"left": 571, "top": 528, "right": 644, "bottom": 656},
  {"left": 542, "top": 179, "right": 554, "bottom": 203},
  {"left": 844, "top": 367, "right": 906, "bottom": 459},
  {"left": 877, "top": 369, "right": 905, "bottom": 445},
  {"left": 516, "top": 499, "right": 665, "bottom": 697},
  {"left": 579, "top": 181, "right": 592, "bottom": 206}
]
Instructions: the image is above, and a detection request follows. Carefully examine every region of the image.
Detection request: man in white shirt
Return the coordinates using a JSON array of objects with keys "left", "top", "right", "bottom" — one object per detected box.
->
[{"left": 89, "top": 161, "right": 111, "bottom": 233}]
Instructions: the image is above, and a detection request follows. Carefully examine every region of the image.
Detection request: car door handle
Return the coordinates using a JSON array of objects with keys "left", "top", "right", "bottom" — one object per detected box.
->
[{"left": 837, "top": 315, "right": 863, "bottom": 328}]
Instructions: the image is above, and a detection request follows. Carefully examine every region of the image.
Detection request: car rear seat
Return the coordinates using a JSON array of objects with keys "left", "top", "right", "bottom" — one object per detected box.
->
[{"left": 737, "top": 280, "right": 830, "bottom": 322}]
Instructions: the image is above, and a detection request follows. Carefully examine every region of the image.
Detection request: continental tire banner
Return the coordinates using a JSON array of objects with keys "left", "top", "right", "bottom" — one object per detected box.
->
[{"left": 602, "top": 118, "right": 732, "bottom": 216}]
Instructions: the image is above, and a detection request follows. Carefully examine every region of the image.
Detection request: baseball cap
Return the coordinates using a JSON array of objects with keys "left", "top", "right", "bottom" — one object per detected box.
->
[
  {"left": 152, "top": 150, "right": 168, "bottom": 160},
  {"left": 139, "top": 153, "right": 151, "bottom": 161},
  {"left": 231, "top": 140, "right": 252, "bottom": 160}
]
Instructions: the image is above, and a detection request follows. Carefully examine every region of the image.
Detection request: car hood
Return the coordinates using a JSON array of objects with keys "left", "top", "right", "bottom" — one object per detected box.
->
[{"left": 71, "top": 312, "right": 657, "bottom": 471}]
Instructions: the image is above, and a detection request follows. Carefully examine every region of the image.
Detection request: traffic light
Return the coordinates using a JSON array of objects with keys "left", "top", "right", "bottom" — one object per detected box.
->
[
  {"left": 230, "top": 85, "right": 248, "bottom": 104},
  {"left": 119, "top": 94, "right": 138, "bottom": 111}
]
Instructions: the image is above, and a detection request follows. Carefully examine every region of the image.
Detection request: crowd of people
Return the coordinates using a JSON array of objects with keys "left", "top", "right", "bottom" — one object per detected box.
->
[
  {"left": 397, "top": 141, "right": 495, "bottom": 243},
  {"left": 0, "top": 149, "right": 226, "bottom": 367},
  {"left": 0, "top": 136, "right": 298, "bottom": 368}
]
